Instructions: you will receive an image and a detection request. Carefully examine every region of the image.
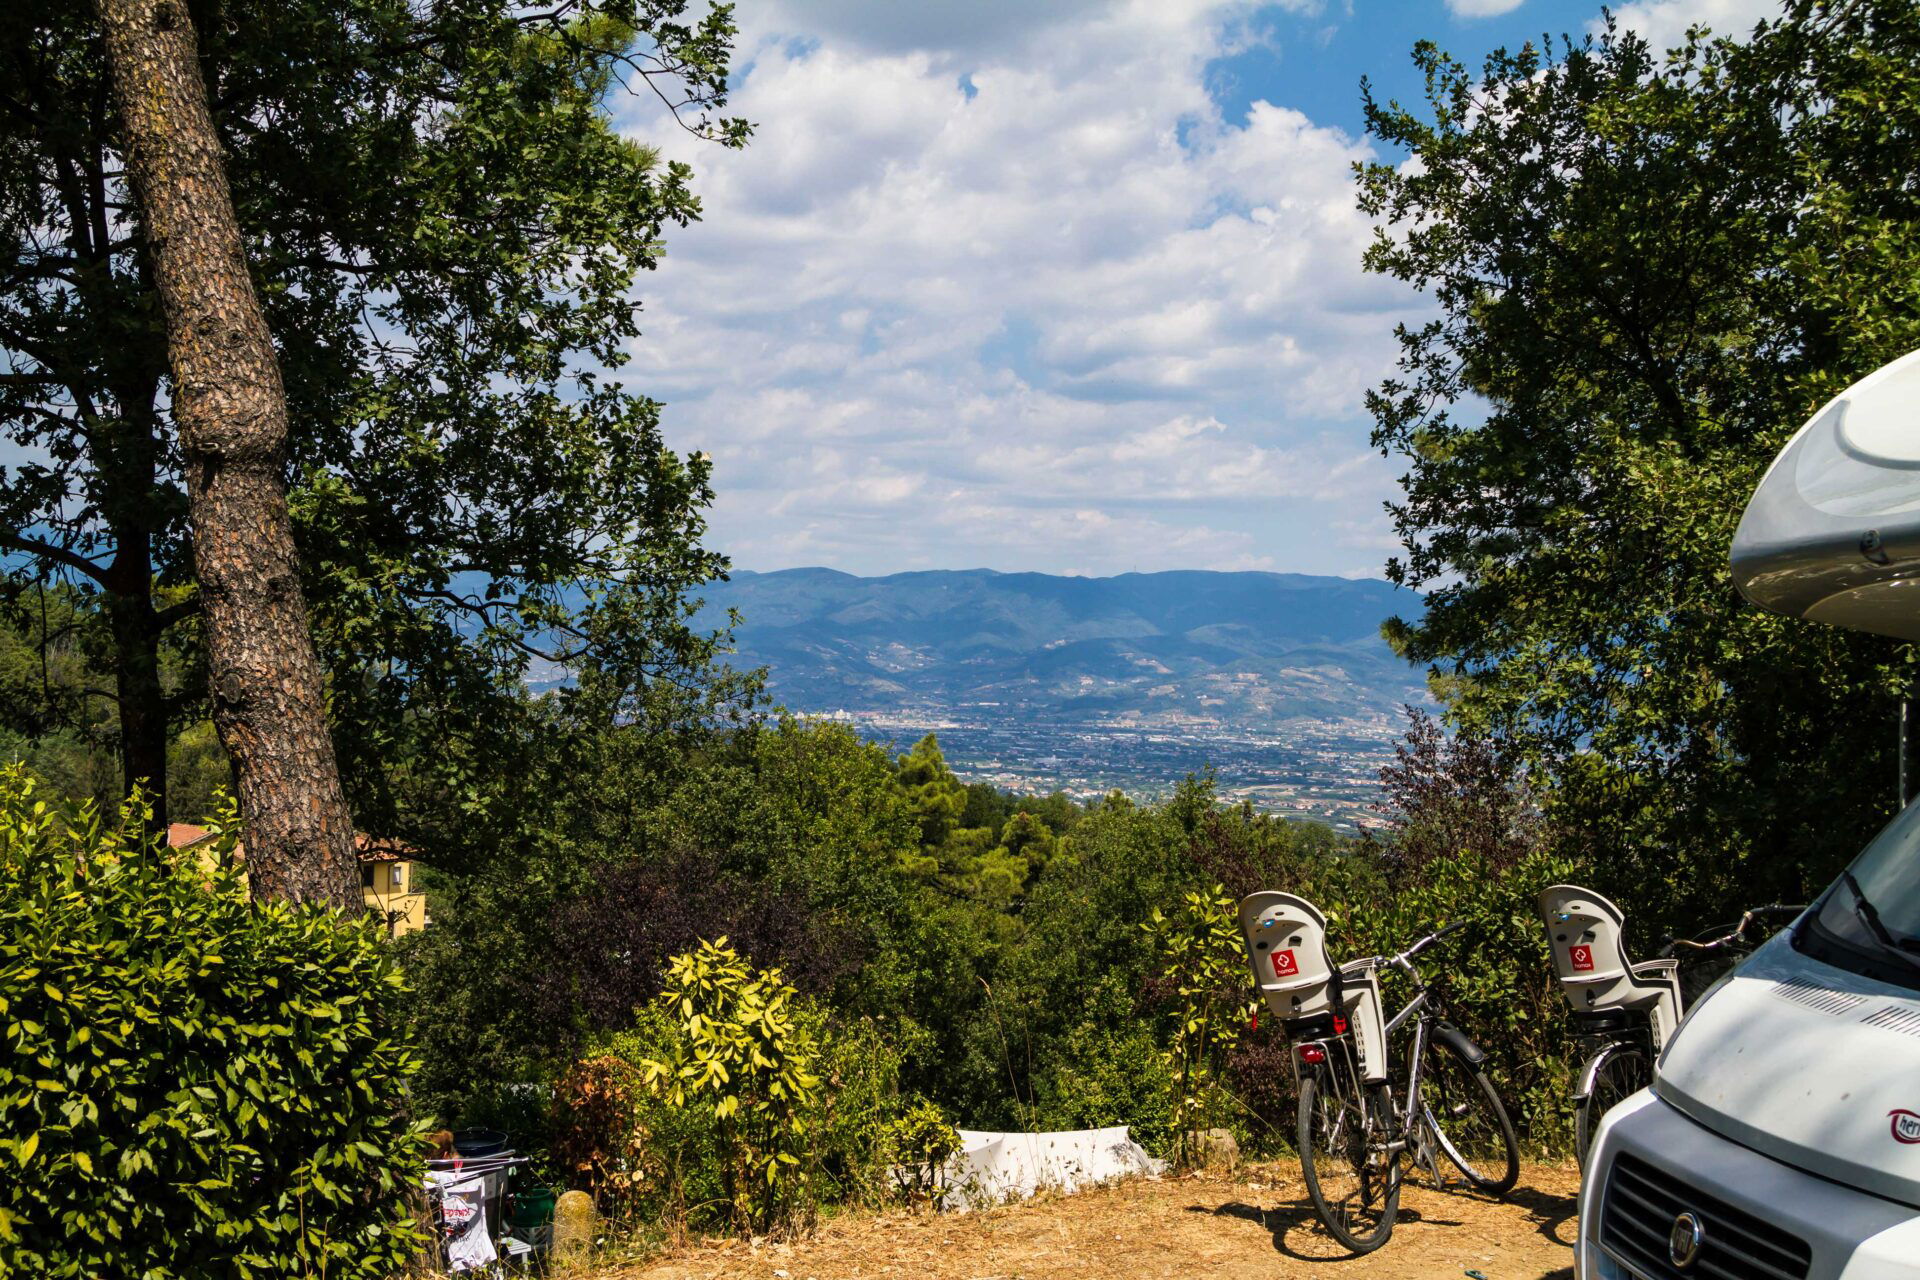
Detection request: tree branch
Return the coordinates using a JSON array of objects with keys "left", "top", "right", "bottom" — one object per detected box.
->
[
  {"left": 0, "top": 528, "right": 112, "bottom": 586},
  {"left": 154, "top": 593, "right": 201, "bottom": 628}
]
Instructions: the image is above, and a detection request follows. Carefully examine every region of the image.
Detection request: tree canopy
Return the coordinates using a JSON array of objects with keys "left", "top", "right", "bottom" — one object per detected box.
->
[
  {"left": 1360, "top": 0, "right": 1920, "bottom": 911},
  {"left": 0, "top": 0, "right": 746, "bottom": 840}
]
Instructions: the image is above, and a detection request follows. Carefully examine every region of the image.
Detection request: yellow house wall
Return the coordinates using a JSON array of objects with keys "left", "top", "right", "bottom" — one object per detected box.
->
[
  {"left": 364, "top": 861, "right": 429, "bottom": 937},
  {"left": 185, "top": 835, "right": 427, "bottom": 936}
]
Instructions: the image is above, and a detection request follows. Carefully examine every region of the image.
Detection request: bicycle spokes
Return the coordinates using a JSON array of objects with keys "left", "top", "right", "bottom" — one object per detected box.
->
[
  {"left": 1419, "top": 1037, "right": 1520, "bottom": 1195},
  {"left": 1303, "top": 1072, "right": 1400, "bottom": 1244}
]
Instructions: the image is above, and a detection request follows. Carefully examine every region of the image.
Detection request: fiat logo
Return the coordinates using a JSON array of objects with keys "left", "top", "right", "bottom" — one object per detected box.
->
[{"left": 1668, "top": 1211, "right": 1706, "bottom": 1269}]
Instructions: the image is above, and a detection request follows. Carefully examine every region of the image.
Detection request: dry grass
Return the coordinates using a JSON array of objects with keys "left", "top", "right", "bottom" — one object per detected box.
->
[{"left": 583, "top": 1161, "right": 1580, "bottom": 1280}]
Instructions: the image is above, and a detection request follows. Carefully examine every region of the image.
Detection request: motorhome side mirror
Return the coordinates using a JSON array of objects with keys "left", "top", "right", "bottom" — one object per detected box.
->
[{"left": 1861, "top": 529, "right": 1889, "bottom": 566}]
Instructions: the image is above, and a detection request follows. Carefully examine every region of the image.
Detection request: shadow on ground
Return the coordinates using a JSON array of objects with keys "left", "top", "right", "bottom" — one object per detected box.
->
[
  {"left": 1187, "top": 1171, "right": 1578, "bottom": 1277},
  {"left": 1507, "top": 1180, "right": 1578, "bottom": 1249},
  {"left": 1195, "top": 1200, "right": 1461, "bottom": 1262}
]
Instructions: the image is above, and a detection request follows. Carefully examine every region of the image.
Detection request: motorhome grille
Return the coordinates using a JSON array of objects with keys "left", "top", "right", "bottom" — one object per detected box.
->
[
  {"left": 1861, "top": 1004, "right": 1920, "bottom": 1037},
  {"left": 1600, "top": 1153, "right": 1811, "bottom": 1280},
  {"left": 1768, "top": 976, "right": 1866, "bottom": 1016}
]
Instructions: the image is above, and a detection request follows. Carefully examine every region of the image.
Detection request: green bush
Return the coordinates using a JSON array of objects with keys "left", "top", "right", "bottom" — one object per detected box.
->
[
  {"left": 1031, "top": 991, "right": 1175, "bottom": 1155},
  {"left": 875, "top": 1097, "right": 959, "bottom": 1205},
  {"left": 0, "top": 767, "right": 428, "bottom": 1279},
  {"left": 807, "top": 1012, "right": 924, "bottom": 1208},
  {"left": 551, "top": 950, "right": 932, "bottom": 1235}
]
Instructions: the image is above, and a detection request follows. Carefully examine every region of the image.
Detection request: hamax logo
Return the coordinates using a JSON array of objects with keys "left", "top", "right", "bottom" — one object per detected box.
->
[
  {"left": 1569, "top": 944, "right": 1595, "bottom": 973},
  {"left": 1890, "top": 1109, "right": 1920, "bottom": 1144},
  {"left": 1271, "top": 949, "right": 1299, "bottom": 979}
]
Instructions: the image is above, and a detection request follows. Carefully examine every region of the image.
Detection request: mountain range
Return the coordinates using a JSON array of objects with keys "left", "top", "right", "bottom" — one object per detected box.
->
[{"left": 693, "top": 568, "right": 1428, "bottom": 732}]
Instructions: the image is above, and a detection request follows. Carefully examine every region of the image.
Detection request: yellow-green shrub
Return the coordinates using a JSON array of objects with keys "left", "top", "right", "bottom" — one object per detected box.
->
[
  {"left": 0, "top": 768, "right": 427, "bottom": 1279},
  {"left": 640, "top": 938, "right": 821, "bottom": 1235},
  {"left": 552, "top": 946, "right": 933, "bottom": 1234},
  {"left": 1141, "top": 885, "right": 1256, "bottom": 1167}
]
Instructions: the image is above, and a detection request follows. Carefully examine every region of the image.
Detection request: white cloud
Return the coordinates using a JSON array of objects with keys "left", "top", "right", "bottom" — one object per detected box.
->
[
  {"left": 618, "top": 1, "right": 1425, "bottom": 577},
  {"left": 1446, "top": 0, "right": 1529, "bottom": 18},
  {"left": 1602, "top": 0, "right": 1782, "bottom": 52}
]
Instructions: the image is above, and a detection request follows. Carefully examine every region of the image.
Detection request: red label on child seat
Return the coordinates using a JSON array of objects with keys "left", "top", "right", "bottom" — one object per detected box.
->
[
  {"left": 1569, "top": 944, "right": 1594, "bottom": 972},
  {"left": 1271, "top": 949, "right": 1299, "bottom": 978}
]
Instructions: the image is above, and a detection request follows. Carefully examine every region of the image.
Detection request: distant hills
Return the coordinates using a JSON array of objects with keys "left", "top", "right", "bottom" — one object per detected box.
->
[{"left": 693, "top": 568, "right": 1428, "bottom": 731}]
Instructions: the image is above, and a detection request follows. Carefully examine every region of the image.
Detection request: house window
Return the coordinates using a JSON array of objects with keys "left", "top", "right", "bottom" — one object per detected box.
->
[
  {"left": 391, "top": 864, "right": 404, "bottom": 891},
  {"left": 361, "top": 864, "right": 375, "bottom": 889}
]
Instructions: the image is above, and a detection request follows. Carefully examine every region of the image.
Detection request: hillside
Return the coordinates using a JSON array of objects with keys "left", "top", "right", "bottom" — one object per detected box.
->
[{"left": 694, "top": 568, "right": 1427, "bottom": 731}]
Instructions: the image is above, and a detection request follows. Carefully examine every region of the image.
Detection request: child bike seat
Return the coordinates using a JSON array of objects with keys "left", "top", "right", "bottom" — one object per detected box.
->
[
  {"left": 1238, "top": 891, "right": 1389, "bottom": 1083},
  {"left": 1537, "top": 884, "right": 1681, "bottom": 1051}
]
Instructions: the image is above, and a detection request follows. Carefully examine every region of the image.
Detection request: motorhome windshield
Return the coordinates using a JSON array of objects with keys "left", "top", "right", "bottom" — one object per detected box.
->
[{"left": 1797, "top": 799, "right": 1920, "bottom": 990}]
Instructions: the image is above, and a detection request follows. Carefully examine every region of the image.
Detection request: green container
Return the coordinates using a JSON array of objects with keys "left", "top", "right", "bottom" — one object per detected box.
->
[{"left": 509, "top": 1185, "right": 557, "bottom": 1230}]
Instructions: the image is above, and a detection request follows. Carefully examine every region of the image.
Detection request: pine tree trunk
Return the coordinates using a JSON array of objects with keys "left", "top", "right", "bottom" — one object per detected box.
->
[{"left": 95, "top": 0, "right": 360, "bottom": 910}]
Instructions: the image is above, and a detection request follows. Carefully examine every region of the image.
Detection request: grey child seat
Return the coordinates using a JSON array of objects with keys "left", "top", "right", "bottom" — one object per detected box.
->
[
  {"left": 1237, "top": 890, "right": 1389, "bottom": 1084},
  {"left": 1537, "top": 884, "right": 1681, "bottom": 1052}
]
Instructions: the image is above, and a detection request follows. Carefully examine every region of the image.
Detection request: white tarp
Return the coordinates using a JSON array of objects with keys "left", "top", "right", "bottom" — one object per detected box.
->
[{"left": 940, "top": 1126, "right": 1164, "bottom": 1210}]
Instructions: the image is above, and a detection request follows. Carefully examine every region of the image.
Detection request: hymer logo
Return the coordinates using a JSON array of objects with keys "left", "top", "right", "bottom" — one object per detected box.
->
[{"left": 1891, "top": 1109, "right": 1920, "bottom": 1144}]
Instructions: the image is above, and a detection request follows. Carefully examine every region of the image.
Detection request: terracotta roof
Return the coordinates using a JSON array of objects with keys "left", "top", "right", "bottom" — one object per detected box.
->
[
  {"left": 355, "top": 833, "right": 415, "bottom": 862},
  {"left": 167, "top": 822, "right": 216, "bottom": 848},
  {"left": 166, "top": 823, "right": 412, "bottom": 864}
]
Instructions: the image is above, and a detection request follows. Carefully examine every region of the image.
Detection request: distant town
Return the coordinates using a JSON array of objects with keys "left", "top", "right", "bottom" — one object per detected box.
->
[
  {"left": 688, "top": 567, "right": 1429, "bottom": 832},
  {"left": 820, "top": 709, "right": 1398, "bottom": 833}
]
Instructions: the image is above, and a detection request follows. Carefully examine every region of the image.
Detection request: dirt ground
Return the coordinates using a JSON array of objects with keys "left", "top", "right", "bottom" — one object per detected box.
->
[{"left": 596, "top": 1162, "right": 1581, "bottom": 1280}]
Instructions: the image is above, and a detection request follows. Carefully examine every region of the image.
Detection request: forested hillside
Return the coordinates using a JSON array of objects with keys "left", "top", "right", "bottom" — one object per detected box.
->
[{"left": 690, "top": 568, "right": 1427, "bottom": 728}]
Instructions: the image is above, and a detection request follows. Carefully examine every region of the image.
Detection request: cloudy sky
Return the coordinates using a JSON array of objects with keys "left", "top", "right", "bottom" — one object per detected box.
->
[{"left": 622, "top": 0, "right": 1779, "bottom": 579}]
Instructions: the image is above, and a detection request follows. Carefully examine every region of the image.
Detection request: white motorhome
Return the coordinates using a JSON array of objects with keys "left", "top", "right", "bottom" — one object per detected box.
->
[{"left": 1577, "top": 350, "right": 1920, "bottom": 1278}]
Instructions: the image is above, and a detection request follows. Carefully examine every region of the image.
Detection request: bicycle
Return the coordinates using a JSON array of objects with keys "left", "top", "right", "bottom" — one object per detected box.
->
[
  {"left": 1238, "top": 892, "right": 1520, "bottom": 1255},
  {"left": 1536, "top": 885, "right": 1804, "bottom": 1165}
]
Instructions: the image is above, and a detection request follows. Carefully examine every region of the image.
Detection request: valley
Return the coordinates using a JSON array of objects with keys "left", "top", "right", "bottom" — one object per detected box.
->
[{"left": 696, "top": 567, "right": 1429, "bottom": 830}]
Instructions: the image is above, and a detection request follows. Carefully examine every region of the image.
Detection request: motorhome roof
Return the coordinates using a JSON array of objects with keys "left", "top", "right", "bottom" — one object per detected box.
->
[{"left": 1730, "top": 348, "right": 1920, "bottom": 641}]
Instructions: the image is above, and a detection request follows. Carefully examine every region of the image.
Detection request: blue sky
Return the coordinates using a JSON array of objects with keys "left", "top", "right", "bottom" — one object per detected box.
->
[{"left": 625, "top": 0, "right": 1776, "bottom": 580}]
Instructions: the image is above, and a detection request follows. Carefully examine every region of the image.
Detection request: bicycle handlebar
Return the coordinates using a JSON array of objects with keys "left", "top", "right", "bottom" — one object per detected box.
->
[
  {"left": 1335, "top": 922, "right": 1470, "bottom": 981},
  {"left": 1396, "top": 919, "right": 1469, "bottom": 967},
  {"left": 1659, "top": 902, "right": 1809, "bottom": 958}
]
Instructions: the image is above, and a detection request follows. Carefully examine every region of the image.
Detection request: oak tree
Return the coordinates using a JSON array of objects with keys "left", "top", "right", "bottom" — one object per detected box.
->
[{"left": 1359, "top": 1, "right": 1920, "bottom": 912}]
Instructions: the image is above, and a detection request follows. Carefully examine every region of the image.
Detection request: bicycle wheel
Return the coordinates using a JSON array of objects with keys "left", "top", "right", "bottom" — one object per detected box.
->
[
  {"left": 1297, "top": 1063, "right": 1400, "bottom": 1254},
  {"left": 1575, "top": 1046, "right": 1650, "bottom": 1169},
  {"left": 1420, "top": 1035, "right": 1519, "bottom": 1196}
]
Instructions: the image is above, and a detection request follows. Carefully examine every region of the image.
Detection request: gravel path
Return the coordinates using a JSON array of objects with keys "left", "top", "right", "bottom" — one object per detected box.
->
[{"left": 599, "top": 1162, "right": 1581, "bottom": 1280}]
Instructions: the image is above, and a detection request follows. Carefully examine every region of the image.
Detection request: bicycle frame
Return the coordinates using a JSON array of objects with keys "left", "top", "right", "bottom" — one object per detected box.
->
[
  {"left": 1557, "top": 900, "right": 1805, "bottom": 1163},
  {"left": 1565, "top": 903, "right": 1806, "bottom": 1097},
  {"left": 1272, "top": 910, "right": 1519, "bottom": 1248},
  {"left": 1384, "top": 948, "right": 1468, "bottom": 1184},
  {"left": 1294, "top": 933, "right": 1457, "bottom": 1183}
]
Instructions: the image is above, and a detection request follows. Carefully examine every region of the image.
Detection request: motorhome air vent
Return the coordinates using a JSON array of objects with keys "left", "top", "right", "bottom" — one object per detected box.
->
[
  {"left": 1769, "top": 976, "right": 1867, "bottom": 1016},
  {"left": 1860, "top": 1003, "right": 1920, "bottom": 1037},
  {"left": 1600, "top": 1153, "right": 1811, "bottom": 1280}
]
